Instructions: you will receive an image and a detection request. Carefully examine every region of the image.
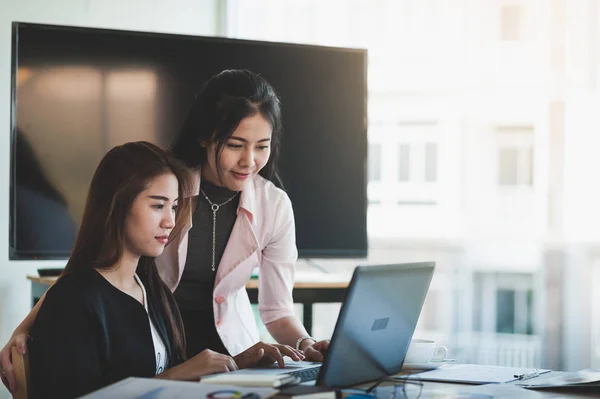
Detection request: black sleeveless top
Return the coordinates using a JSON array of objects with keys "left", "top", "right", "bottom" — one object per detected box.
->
[{"left": 173, "top": 179, "right": 240, "bottom": 357}]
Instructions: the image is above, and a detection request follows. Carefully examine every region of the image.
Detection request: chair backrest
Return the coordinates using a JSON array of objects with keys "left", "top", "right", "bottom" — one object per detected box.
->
[{"left": 11, "top": 346, "right": 30, "bottom": 399}]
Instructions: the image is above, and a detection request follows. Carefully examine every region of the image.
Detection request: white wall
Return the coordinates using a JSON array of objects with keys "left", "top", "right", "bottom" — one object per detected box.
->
[{"left": 0, "top": 1, "right": 218, "bottom": 397}]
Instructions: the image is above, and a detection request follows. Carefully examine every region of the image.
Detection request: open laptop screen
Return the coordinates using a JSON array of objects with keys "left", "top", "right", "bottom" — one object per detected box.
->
[{"left": 317, "top": 262, "right": 435, "bottom": 387}]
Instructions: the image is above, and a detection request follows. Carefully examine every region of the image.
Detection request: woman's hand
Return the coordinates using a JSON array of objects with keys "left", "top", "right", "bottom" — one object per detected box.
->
[
  {"left": 302, "top": 340, "right": 330, "bottom": 362},
  {"left": 0, "top": 333, "right": 30, "bottom": 393},
  {"left": 234, "top": 341, "right": 305, "bottom": 369},
  {"left": 157, "top": 349, "right": 239, "bottom": 381},
  {"left": 186, "top": 349, "right": 239, "bottom": 376}
]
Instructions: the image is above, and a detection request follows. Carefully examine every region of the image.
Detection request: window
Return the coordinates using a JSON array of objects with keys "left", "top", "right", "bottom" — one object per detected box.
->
[
  {"left": 397, "top": 141, "right": 438, "bottom": 183},
  {"left": 368, "top": 144, "right": 382, "bottom": 182},
  {"left": 496, "top": 289, "right": 516, "bottom": 333},
  {"left": 474, "top": 272, "right": 535, "bottom": 335},
  {"left": 496, "top": 126, "right": 534, "bottom": 186},
  {"left": 419, "top": 290, "right": 440, "bottom": 331},
  {"left": 499, "top": 148, "right": 519, "bottom": 185},
  {"left": 425, "top": 143, "right": 438, "bottom": 182},
  {"left": 500, "top": 5, "right": 521, "bottom": 41},
  {"left": 367, "top": 120, "right": 439, "bottom": 205},
  {"left": 398, "top": 144, "right": 410, "bottom": 182},
  {"left": 396, "top": 122, "right": 439, "bottom": 184},
  {"left": 226, "top": 0, "right": 600, "bottom": 371},
  {"left": 496, "top": 288, "right": 534, "bottom": 334}
]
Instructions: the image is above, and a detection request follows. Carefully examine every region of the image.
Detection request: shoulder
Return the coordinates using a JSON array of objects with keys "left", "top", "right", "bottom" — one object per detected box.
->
[
  {"left": 43, "top": 270, "right": 104, "bottom": 310},
  {"left": 250, "top": 176, "right": 295, "bottom": 234},
  {"left": 251, "top": 174, "right": 291, "bottom": 207}
]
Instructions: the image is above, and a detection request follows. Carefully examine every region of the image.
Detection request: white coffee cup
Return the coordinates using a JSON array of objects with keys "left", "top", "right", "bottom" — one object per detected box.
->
[{"left": 404, "top": 339, "right": 448, "bottom": 364}]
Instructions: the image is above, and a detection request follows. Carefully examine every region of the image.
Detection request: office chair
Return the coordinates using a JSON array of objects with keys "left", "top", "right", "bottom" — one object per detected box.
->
[{"left": 11, "top": 346, "right": 30, "bottom": 399}]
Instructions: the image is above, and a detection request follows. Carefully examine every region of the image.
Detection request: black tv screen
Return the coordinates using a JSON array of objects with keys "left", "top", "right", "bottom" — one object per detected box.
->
[{"left": 10, "top": 22, "right": 368, "bottom": 260}]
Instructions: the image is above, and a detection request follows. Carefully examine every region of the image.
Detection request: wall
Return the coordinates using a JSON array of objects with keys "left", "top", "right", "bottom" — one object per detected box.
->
[{"left": 0, "top": 1, "right": 218, "bottom": 397}]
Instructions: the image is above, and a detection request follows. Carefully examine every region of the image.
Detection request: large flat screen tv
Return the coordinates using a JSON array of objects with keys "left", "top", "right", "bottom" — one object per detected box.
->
[{"left": 10, "top": 22, "right": 367, "bottom": 260}]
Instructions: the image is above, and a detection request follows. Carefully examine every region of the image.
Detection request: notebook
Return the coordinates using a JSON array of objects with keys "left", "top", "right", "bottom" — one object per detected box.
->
[{"left": 200, "top": 373, "right": 299, "bottom": 388}]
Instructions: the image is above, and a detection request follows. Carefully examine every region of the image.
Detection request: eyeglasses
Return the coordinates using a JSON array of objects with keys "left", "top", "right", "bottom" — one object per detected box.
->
[
  {"left": 205, "top": 378, "right": 424, "bottom": 399},
  {"left": 206, "top": 390, "right": 261, "bottom": 399},
  {"left": 343, "top": 375, "right": 424, "bottom": 399}
]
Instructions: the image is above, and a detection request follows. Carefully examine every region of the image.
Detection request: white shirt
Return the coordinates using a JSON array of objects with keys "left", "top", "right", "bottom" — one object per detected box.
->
[{"left": 134, "top": 274, "right": 168, "bottom": 375}]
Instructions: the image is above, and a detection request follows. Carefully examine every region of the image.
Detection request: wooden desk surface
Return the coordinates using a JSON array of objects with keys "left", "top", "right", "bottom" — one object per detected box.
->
[
  {"left": 27, "top": 276, "right": 58, "bottom": 285},
  {"left": 27, "top": 275, "right": 350, "bottom": 289}
]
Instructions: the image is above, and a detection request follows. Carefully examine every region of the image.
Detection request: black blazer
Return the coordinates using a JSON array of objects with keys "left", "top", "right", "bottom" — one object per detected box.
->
[{"left": 30, "top": 268, "right": 178, "bottom": 399}]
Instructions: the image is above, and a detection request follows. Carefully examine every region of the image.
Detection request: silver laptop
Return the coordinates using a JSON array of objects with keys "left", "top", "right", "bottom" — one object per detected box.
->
[{"left": 229, "top": 262, "right": 436, "bottom": 388}]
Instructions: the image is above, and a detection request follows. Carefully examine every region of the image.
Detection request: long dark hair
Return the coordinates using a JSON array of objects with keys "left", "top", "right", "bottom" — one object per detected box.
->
[
  {"left": 62, "top": 141, "right": 192, "bottom": 361},
  {"left": 171, "top": 69, "right": 284, "bottom": 187}
]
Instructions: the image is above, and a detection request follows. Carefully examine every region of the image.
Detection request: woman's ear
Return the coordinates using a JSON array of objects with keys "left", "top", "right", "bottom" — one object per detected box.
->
[{"left": 199, "top": 139, "right": 208, "bottom": 148}]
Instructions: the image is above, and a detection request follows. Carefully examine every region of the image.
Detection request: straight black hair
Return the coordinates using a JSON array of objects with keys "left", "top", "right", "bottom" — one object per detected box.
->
[{"left": 171, "top": 69, "right": 284, "bottom": 188}]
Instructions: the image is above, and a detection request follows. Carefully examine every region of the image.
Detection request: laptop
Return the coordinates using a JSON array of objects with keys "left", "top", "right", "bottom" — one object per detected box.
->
[{"left": 228, "top": 262, "right": 436, "bottom": 388}]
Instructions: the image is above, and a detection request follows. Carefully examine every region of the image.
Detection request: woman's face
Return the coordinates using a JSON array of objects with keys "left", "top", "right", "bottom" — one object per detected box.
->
[
  {"left": 202, "top": 113, "right": 273, "bottom": 191},
  {"left": 123, "top": 173, "right": 179, "bottom": 259}
]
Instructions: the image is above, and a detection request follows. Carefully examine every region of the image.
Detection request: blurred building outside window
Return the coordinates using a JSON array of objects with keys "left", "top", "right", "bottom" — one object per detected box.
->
[{"left": 225, "top": 0, "right": 600, "bottom": 371}]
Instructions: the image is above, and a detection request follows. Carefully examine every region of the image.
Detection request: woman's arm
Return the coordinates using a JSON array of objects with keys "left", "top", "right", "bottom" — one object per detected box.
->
[
  {"left": 266, "top": 316, "right": 312, "bottom": 349},
  {"left": 259, "top": 193, "right": 329, "bottom": 361},
  {"left": 258, "top": 193, "right": 297, "bottom": 327},
  {"left": 156, "top": 343, "right": 304, "bottom": 381},
  {"left": 154, "top": 349, "right": 240, "bottom": 381},
  {"left": 0, "top": 292, "right": 45, "bottom": 393}
]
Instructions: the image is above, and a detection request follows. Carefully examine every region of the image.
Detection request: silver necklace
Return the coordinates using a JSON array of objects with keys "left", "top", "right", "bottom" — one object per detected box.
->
[{"left": 199, "top": 187, "right": 239, "bottom": 271}]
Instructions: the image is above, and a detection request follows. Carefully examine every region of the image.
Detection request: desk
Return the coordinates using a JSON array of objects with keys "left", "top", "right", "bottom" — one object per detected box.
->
[
  {"left": 27, "top": 275, "right": 349, "bottom": 335},
  {"left": 401, "top": 380, "right": 599, "bottom": 398},
  {"left": 81, "top": 375, "right": 600, "bottom": 398}
]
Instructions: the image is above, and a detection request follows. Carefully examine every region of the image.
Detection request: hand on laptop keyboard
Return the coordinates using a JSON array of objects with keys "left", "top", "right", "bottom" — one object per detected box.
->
[
  {"left": 301, "top": 340, "right": 330, "bottom": 362},
  {"left": 234, "top": 341, "right": 305, "bottom": 369}
]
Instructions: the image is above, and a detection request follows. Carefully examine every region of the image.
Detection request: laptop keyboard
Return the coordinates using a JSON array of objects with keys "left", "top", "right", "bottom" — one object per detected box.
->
[{"left": 285, "top": 366, "right": 321, "bottom": 383}]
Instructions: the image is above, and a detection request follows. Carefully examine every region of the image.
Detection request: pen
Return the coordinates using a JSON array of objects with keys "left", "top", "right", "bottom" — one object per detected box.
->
[{"left": 514, "top": 369, "right": 540, "bottom": 381}]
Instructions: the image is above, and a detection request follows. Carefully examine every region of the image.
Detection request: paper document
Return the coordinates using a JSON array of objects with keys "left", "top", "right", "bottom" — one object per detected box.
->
[
  {"left": 78, "top": 377, "right": 277, "bottom": 399},
  {"left": 515, "top": 370, "right": 600, "bottom": 389},
  {"left": 408, "top": 363, "right": 551, "bottom": 384},
  {"left": 425, "top": 384, "right": 547, "bottom": 399}
]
